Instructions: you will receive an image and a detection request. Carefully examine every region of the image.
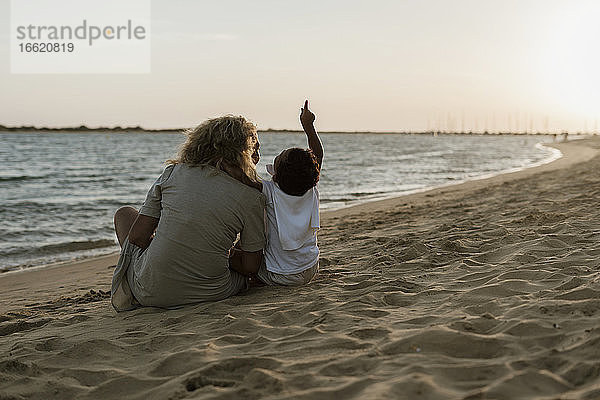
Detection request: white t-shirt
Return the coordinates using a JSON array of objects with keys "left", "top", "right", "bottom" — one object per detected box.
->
[{"left": 262, "top": 179, "right": 319, "bottom": 275}]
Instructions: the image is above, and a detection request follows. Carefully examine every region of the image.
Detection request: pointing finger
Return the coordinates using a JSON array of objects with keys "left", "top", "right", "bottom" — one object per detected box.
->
[{"left": 304, "top": 100, "right": 309, "bottom": 110}]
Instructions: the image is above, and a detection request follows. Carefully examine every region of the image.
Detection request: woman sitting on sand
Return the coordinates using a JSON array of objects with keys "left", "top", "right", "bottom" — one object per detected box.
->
[{"left": 111, "top": 116, "right": 265, "bottom": 311}]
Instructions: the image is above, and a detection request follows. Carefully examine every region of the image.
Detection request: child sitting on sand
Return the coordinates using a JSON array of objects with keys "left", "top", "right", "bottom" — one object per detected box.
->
[{"left": 229, "top": 100, "right": 323, "bottom": 286}]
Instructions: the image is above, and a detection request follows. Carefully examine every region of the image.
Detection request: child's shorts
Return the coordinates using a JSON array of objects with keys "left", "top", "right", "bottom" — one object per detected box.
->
[{"left": 256, "top": 261, "right": 318, "bottom": 286}]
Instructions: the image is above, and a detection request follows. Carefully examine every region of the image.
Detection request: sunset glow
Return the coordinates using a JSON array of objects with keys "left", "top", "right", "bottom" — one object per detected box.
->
[{"left": 1, "top": 0, "right": 599, "bottom": 132}]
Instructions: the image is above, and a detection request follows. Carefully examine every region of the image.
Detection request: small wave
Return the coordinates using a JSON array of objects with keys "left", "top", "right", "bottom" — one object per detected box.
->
[
  {"left": 321, "top": 198, "right": 363, "bottom": 203},
  {"left": 347, "top": 191, "right": 388, "bottom": 197},
  {"left": 0, "top": 175, "right": 48, "bottom": 182},
  {"left": 38, "top": 239, "right": 117, "bottom": 254},
  {"left": 3, "top": 239, "right": 116, "bottom": 258},
  {"left": 2, "top": 199, "right": 124, "bottom": 209},
  {"left": 321, "top": 195, "right": 392, "bottom": 203}
]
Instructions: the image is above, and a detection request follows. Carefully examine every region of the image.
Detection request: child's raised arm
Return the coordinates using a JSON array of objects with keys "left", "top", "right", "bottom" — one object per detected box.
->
[{"left": 300, "top": 100, "right": 323, "bottom": 168}]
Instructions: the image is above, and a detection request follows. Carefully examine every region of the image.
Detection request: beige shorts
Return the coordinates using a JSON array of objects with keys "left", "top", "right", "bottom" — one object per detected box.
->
[{"left": 257, "top": 261, "right": 319, "bottom": 286}]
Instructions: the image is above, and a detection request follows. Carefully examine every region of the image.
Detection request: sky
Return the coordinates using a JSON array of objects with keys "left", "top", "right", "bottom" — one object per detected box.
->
[{"left": 1, "top": 0, "right": 599, "bottom": 133}]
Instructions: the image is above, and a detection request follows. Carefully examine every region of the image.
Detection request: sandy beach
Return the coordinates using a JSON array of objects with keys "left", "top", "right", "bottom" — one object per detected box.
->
[{"left": 2, "top": 137, "right": 600, "bottom": 399}]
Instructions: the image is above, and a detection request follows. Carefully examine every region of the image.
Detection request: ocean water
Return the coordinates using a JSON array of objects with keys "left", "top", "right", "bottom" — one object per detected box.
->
[{"left": 0, "top": 131, "right": 561, "bottom": 272}]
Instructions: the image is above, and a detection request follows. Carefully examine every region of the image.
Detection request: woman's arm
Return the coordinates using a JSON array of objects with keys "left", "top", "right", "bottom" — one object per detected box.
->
[
  {"left": 229, "top": 248, "right": 263, "bottom": 276},
  {"left": 127, "top": 214, "right": 159, "bottom": 250},
  {"left": 127, "top": 165, "right": 172, "bottom": 249}
]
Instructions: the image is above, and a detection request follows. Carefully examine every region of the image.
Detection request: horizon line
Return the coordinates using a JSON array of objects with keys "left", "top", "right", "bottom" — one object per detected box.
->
[{"left": 0, "top": 124, "right": 585, "bottom": 135}]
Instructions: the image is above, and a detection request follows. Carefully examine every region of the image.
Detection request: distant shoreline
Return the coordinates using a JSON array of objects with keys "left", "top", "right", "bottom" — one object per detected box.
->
[{"left": 0, "top": 124, "right": 584, "bottom": 136}]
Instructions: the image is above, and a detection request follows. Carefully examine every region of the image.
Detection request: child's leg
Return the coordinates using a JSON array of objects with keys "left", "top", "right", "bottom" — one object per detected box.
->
[
  {"left": 299, "top": 262, "right": 319, "bottom": 284},
  {"left": 257, "top": 261, "right": 318, "bottom": 286}
]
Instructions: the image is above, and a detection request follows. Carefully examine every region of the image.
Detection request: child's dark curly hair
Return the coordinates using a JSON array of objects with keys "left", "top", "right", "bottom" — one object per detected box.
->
[{"left": 274, "top": 148, "right": 320, "bottom": 196}]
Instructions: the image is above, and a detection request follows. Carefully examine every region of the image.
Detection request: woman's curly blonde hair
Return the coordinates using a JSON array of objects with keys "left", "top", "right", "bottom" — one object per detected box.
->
[{"left": 167, "top": 115, "right": 259, "bottom": 183}]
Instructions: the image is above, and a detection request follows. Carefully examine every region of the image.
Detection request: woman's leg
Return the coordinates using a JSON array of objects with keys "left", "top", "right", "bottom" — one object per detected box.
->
[{"left": 114, "top": 206, "right": 139, "bottom": 248}]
